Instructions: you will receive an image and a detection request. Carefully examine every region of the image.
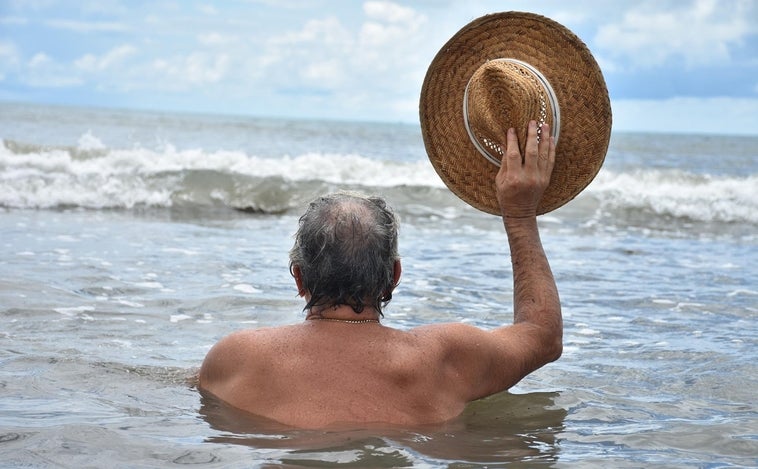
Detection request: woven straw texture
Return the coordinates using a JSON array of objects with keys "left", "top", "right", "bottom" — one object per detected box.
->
[
  {"left": 466, "top": 59, "right": 557, "bottom": 162},
  {"left": 420, "top": 12, "right": 612, "bottom": 215}
]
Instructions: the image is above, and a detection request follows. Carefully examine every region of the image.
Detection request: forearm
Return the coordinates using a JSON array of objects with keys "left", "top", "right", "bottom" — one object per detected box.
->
[{"left": 504, "top": 216, "right": 562, "bottom": 356}]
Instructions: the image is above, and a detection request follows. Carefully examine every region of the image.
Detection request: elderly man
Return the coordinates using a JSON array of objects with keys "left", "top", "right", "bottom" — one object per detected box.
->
[{"left": 199, "top": 121, "right": 562, "bottom": 428}]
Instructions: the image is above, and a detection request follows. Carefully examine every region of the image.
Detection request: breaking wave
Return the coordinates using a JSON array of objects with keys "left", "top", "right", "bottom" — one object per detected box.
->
[{"left": 1, "top": 134, "right": 756, "bottom": 227}]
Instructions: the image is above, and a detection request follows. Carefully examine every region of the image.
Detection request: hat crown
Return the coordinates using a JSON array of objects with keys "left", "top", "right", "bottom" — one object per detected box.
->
[{"left": 464, "top": 59, "right": 559, "bottom": 166}]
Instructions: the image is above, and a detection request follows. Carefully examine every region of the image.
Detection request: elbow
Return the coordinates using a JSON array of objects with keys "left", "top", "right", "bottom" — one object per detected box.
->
[
  {"left": 538, "top": 326, "right": 562, "bottom": 364},
  {"left": 545, "top": 314, "right": 563, "bottom": 363},
  {"left": 548, "top": 336, "right": 563, "bottom": 363},
  {"left": 528, "top": 325, "right": 563, "bottom": 368}
]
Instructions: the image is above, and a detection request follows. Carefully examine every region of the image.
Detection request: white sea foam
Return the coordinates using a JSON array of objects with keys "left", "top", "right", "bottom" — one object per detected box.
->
[
  {"left": 233, "top": 284, "right": 261, "bottom": 294},
  {"left": 0, "top": 137, "right": 442, "bottom": 209},
  {"left": 588, "top": 168, "right": 758, "bottom": 223},
  {"left": 133, "top": 281, "right": 164, "bottom": 289},
  {"left": 54, "top": 305, "right": 96, "bottom": 317},
  {"left": 1, "top": 134, "right": 756, "bottom": 226},
  {"left": 77, "top": 131, "right": 107, "bottom": 151},
  {"left": 727, "top": 289, "right": 757, "bottom": 297},
  {"left": 117, "top": 300, "right": 145, "bottom": 308}
]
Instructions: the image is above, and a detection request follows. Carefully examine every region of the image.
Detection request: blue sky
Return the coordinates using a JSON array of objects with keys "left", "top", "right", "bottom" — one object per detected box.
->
[{"left": 1, "top": 0, "right": 756, "bottom": 135}]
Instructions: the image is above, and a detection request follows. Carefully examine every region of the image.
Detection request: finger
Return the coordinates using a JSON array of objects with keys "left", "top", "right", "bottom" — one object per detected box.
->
[
  {"left": 547, "top": 135, "right": 556, "bottom": 174},
  {"left": 524, "top": 120, "right": 539, "bottom": 171},
  {"left": 537, "top": 123, "right": 551, "bottom": 170},
  {"left": 502, "top": 127, "right": 522, "bottom": 173}
]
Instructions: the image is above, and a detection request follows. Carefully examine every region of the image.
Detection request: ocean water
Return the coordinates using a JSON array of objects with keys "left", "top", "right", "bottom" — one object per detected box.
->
[{"left": 0, "top": 102, "right": 756, "bottom": 467}]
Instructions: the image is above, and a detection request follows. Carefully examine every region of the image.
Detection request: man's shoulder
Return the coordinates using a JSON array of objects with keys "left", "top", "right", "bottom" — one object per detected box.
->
[
  {"left": 408, "top": 322, "right": 489, "bottom": 343},
  {"left": 199, "top": 325, "right": 299, "bottom": 387},
  {"left": 212, "top": 324, "right": 302, "bottom": 352},
  {"left": 205, "top": 321, "right": 494, "bottom": 363}
]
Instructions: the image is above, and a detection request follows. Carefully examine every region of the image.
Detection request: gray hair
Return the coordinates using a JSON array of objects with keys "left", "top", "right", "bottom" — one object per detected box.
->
[{"left": 289, "top": 192, "right": 400, "bottom": 315}]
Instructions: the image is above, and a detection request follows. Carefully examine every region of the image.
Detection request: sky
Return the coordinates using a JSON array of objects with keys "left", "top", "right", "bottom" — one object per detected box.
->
[{"left": 1, "top": 0, "right": 756, "bottom": 135}]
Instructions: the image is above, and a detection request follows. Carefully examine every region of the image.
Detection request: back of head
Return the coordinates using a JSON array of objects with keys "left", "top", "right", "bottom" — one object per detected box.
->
[{"left": 289, "top": 192, "right": 400, "bottom": 315}]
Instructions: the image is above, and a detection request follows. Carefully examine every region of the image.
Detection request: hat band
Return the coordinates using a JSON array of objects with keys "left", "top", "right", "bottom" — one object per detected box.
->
[{"left": 463, "top": 58, "right": 561, "bottom": 167}]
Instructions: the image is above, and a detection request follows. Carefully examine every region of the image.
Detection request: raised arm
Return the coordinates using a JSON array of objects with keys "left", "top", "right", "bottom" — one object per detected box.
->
[
  {"left": 494, "top": 120, "right": 562, "bottom": 370},
  {"left": 422, "top": 120, "right": 562, "bottom": 402}
]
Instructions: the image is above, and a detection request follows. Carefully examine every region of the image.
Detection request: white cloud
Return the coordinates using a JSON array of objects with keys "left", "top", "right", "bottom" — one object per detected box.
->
[
  {"left": 75, "top": 44, "right": 137, "bottom": 72},
  {"left": 4, "top": 0, "right": 754, "bottom": 133},
  {"left": 78, "top": 0, "right": 130, "bottom": 16},
  {"left": 359, "top": 13, "right": 426, "bottom": 47},
  {"left": 549, "top": 11, "right": 589, "bottom": 27},
  {"left": 0, "top": 41, "right": 20, "bottom": 81},
  {"left": 302, "top": 59, "right": 344, "bottom": 83},
  {"left": 185, "top": 53, "right": 229, "bottom": 84},
  {"left": 360, "top": 1, "right": 426, "bottom": 46},
  {"left": 274, "top": 16, "right": 352, "bottom": 46},
  {"left": 596, "top": 0, "right": 754, "bottom": 69},
  {"left": 0, "top": 41, "right": 20, "bottom": 62},
  {"left": 247, "top": 1, "right": 429, "bottom": 115},
  {"left": 197, "top": 4, "right": 218, "bottom": 15},
  {"left": 46, "top": 18, "right": 128, "bottom": 33},
  {"left": 6, "top": 1, "right": 430, "bottom": 112},
  {"left": 149, "top": 52, "right": 230, "bottom": 89},
  {"left": 197, "top": 32, "right": 235, "bottom": 46},
  {"left": 23, "top": 54, "right": 83, "bottom": 88},
  {"left": 28, "top": 52, "right": 51, "bottom": 68},
  {"left": 260, "top": 16, "right": 352, "bottom": 88},
  {"left": 363, "top": 1, "right": 417, "bottom": 24}
]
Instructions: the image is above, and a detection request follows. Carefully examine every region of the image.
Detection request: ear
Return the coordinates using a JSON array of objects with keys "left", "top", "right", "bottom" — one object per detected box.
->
[
  {"left": 380, "top": 260, "right": 403, "bottom": 303},
  {"left": 292, "top": 265, "right": 306, "bottom": 297},
  {"left": 392, "top": 259, "right": 402, "bottom": 287}
]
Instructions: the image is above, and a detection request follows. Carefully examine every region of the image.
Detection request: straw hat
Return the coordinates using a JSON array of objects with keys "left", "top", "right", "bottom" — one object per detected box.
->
[{"left": 420, "top": 11, "right": 612, "bottom": 215}]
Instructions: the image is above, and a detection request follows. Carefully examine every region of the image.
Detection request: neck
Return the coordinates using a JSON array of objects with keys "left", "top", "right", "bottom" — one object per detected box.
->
[{"left": 306, "top": 304, "right": 381, "bottom": 323}]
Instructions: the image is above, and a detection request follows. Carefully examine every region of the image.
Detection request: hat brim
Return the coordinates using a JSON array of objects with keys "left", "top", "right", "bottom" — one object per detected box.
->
[{"left": 420, "top": 12, "right": 612, "bottom": 215}]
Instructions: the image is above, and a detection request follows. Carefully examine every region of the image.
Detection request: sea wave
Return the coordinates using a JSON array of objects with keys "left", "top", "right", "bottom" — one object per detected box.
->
[
  {"left": 1, "top": 137, "right": 756, "bottom": 226},
  {"left": 0, "top": 136, "right": 443, "bottom": 212},
  {"left": 585, "top": 169, "right": 758, "bottom": 224}
]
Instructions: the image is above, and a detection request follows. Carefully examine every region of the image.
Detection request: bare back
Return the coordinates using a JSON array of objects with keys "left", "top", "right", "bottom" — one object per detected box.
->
[
  {"left": 199, "top": 315, "right": 557, "bottom": 429},
  {"left": 199, "top": 321, "right": 467, "bottom": 428}
]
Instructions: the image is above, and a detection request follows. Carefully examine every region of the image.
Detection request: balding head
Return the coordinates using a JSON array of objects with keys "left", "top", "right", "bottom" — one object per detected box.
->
[{"left": 289, "top": 192, "right": 400, "bottom": 315}]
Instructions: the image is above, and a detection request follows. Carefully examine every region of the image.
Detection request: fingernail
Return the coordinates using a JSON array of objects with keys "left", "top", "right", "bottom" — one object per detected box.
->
[
  {"left": 508, "top": 127, "right": 515, "bottom": 135},
  {"left": 529, "top": 120, "right": 536, "bottom": 128}
]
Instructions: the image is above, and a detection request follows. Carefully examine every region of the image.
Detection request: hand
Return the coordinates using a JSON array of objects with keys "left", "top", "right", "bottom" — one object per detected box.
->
[{"left": 495, "top": 120, "right": 555, "bottom": 219}]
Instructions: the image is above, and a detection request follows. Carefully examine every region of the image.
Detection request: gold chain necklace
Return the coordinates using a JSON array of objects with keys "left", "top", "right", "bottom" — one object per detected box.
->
[{"left": 310, "top": 318, "right": 380, "bottom": 324}]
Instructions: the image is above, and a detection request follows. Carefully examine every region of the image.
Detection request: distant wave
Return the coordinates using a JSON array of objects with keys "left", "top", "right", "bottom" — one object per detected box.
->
[
  {"left": 585, "top": 169, "right": 758, "bottom": 224},
  {"left": 0, "top": 136, "right": 443, "bottom": 212},
  {"left": 2, "top": 136, "right": 756, "bottom": 226}
]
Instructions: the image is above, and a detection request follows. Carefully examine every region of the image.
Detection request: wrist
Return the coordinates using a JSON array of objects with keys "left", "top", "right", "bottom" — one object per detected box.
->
[
  {"left": 502, "top": 212, "right": 538, "bottom": 225},
  {"left": 502, "top": 214, "right": 539, "bottom": 235},
  {"left": 502, "top": 213, "right": 537, "bottom": 221},
  {"left": 498, "top": 204, "right": 538, "bottom": 220}
]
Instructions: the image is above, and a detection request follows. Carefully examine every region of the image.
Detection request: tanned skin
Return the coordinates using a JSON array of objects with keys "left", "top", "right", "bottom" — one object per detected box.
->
[{"left": 199, "top": 121, "right": 561, "bottom": 429}]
